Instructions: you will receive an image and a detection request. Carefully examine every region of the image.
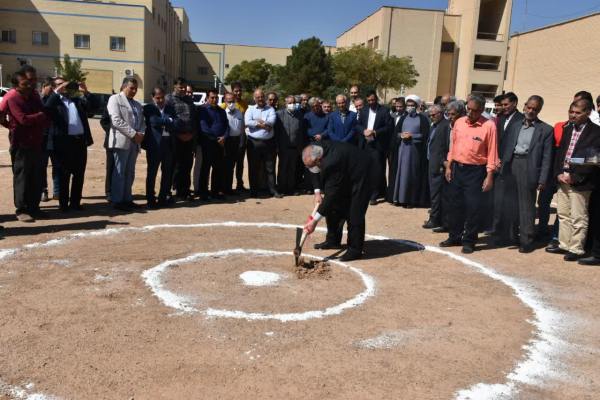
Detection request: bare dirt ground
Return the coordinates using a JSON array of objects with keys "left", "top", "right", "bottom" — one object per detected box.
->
[{"left": 0, "top": 120, "right": 599, "bottom": 399}]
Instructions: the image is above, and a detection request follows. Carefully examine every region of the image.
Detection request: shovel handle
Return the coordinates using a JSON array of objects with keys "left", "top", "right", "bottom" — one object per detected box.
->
[{"left": 299, "top": 202, "right": 321, "bottom": 248}]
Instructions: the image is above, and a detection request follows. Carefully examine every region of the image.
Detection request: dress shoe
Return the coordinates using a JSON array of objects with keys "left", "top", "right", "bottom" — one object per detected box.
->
[
  {"left": 113, "top": 203, "right": 131, "bottom": 212},
  {"left": 201, "top": 195, "right": 211, "bottom": 201},
  {"left": 30, "top": 210, "right": 50, "bottom": 219},
  {"left": 186, "top": 195, "right": 195, "bottom": 202},
  {"left": 546, "top": 239, "right": 559, "bottom": 249},
  {"left": 369, "top": 199, "right": 377, "bottom": 206},
  {"left": 578, "top": 256, "right": 600, "bottom": 266},
  {"left": 70, "top": 204, "right": 85, "bottom": 211},
  {"left": 41, "top": 192, "right": 49, "bottom": 202},
  {"left": 545, "top": 246, "right": 566, "bottom": 255},
  {"left": 564, "top": 252, "right": 580, "bottom": 262},
  {"left": 16, "top": 213, "right": 35, "bottom": 222},
  {"left": 236, "top": 186, "right": 249, "bottom": 193},
  {"left": 273, "top": 192, "right": 284, "bottom": 199},
  {"left": 422, "top": 220, "right": 441, "bottom": 229},
  {"left": 125, "top": 201, "right": 143, "bottom": 209},
  {"left": 314, "top": 241, "right": 342, "bottom": 250},
  {"left": 59, "top": 206, "right": 70, "bottom": 213},
  {"left": 339, "top": 251, "right": 362, "bottom": 262},
  {"left": 147, "top": 200, "right": 160, "bottom": 209},
  {"left": 461, "top": 245, "right": 475, "bottom": 254},
  {"left": 53, "top": 193, "right": 60, "bottom": 200},
  {"left": 433, "top": 227, "right": 449, "bottom": 233},
  {"left": 213, "top": 194, "right": 226, "bottom": 200},
  {"left": 439, "top": 239, "right": 462, "bottom": 248},
  {"left": 519, "top": 245, "right": 534, "bottom": 254},
  {"left": 157, "top": 200, "right": 169, "bottom": 208},
  {"left": 405, "top": 204, "right": 414, "bottom": 209}
]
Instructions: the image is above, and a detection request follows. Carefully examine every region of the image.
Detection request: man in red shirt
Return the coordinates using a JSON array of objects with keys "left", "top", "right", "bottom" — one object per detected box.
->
[
  {"left": 1, "top": 72, "right": 49, "bottom": 222},
  {"left": 440, "top": 95, "right": 499, "bottom": 254}
]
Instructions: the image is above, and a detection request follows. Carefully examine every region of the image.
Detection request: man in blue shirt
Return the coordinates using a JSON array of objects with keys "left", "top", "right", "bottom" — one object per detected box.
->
[
  {"left": 198, "top": 88, "right": 229, "bottom": 201},
  {"left": 327, "top": 95, "right": 357, "bottom": 144}
]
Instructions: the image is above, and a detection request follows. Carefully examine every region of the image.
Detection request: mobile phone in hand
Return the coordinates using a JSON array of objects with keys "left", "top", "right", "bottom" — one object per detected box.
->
[{"left": 66, "top": 82, "right": 79, "bottom": 90}]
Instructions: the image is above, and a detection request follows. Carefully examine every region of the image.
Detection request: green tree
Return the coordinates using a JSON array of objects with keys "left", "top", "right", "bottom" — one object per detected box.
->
[
  {"left": 262, "top": 65, "right": 285, "bottom": 100},
  {"left": 279, "top": 37, "right": 332, "bottom": 97},
  {"left": 53, "top": 54, "right": 88, "bottom": 97},
  {"left": 331, "top": 45, "right": 419, "bottom": 93},
  {"left": 224, "top": 58, "right": 274, "bottom": 95}
]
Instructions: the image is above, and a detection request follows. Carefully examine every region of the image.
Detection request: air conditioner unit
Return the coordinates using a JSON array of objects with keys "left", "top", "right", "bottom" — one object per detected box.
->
[{"left": 124, "top": 68, "right": 135, "bottom": 77}]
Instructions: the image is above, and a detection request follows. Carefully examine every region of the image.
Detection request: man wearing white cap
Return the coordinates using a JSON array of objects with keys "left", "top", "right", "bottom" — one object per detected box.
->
[{"left": 388, "top": 94, "right": 431, "bottom": 208}]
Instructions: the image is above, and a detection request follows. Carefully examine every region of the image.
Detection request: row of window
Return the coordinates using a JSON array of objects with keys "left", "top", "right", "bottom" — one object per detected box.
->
[{"left": 0, "top": 30, "right": 126, "bottom": 51}]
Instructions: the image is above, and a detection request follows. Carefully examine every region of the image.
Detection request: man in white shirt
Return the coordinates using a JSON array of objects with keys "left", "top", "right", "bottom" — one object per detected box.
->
[
  {"left": 348, "top": 86, "right": 360, "bottom": 113},
  {"left": 223, "top": 93, "right": 244, "bottom": 195},
  {"left": 244, "top": 89, "right": 281, "bottom": 198}
]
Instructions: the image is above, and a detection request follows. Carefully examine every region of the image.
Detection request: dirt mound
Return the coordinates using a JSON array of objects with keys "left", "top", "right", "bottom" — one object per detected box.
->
[{"left": 295, "top": 257, "right": 332, "bottom": 279}]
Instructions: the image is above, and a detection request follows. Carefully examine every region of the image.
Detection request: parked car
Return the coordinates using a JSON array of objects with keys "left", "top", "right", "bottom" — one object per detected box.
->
[
  {"left": 0, "top": 87, "right": 11, "bottom": 105},
  {"left": 87, "top": 93, "right": 112, "bottom": 118}
]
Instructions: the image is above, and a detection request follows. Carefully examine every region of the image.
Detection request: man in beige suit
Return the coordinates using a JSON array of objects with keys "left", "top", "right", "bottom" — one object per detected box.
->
[{"left": 107, "top": 77, "right": 146, "bottom": 211}]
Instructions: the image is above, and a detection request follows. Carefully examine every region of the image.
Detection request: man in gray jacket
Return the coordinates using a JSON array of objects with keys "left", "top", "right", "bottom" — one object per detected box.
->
[
  {"left": 106, "top": 77, "right": 146, "bottom": 211},
  {"left": 275, "top": 95, "right": 306, "bottom": 196}
]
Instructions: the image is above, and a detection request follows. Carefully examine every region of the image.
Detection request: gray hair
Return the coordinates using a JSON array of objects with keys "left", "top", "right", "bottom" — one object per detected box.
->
[
  {"left": 308, "top": 97, "right": 319, "bottom": 106},
  {"left": 294, "top": 95, "right": 302, "bottom": 103},
  {"left": 447, "top": 100, "right": 466, "bottom": 115},
  {"left": 467, "top": 94, "right": 486, "bottom": 109},
  {"left": 285, "top": 95, "right": 295, "bottom": 103},
  {"left": 303, "top": 145, "right": 324, "bottom": 163},
  {"left": 336, "top": 94, "right": 347, "bottom": 102},
  {"left": 430, "top": 104, "right": 444, "bottom": 114}
]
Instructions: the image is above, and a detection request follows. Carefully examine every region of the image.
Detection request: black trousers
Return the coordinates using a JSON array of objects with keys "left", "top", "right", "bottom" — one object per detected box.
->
[
  {"left": 55, "top": 135, "right": 88, "bottom": 208},
  {"left": 146, "top": 139, "right": 174, "bottom": 202},
  {"left": 247, "top": 138, "right": 276, "bottom": 195},
  {"left": 498, "top": 157, "right": 537, "bottom": 246},
  {"left": 173, "top": 138, "right": 195, "bottom": 197},
  {"left": 105, "top": 148, "right": 115, "bottom": 199},
  {"left": 10, "top": 145, "right": 45, "bottom": 213},
  {"left": 278, "top": 147, "right": 300, "bottom": 194},
  {"left": 199, "top": 139, "right": 224, "bottom": 196},
  {"left": 364, "top": 145, "right": 386, "bottom": 200},
  {"left": 448, "top": 164, "right": 487, "bottom": 245},
  {"left": 222, "top": 136, "right": 240, "bottom": 192},
  {"left": 294, "top": 154, "right": 305, "bottom": 190},
  {"left": 428, "top": 172, "right": 444, "bottom": 224},
  {"left": 441, "top": 178, "right": 450, "bottom": 229},
  {"left": 235, "top": 143, "right": 246, "bottom": 189}
]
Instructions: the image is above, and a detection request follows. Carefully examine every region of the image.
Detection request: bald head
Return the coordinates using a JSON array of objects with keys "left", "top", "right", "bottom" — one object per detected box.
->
[
  {"left": 254, "top": 89, "right": 266, "bottom": 108},
  {"left": 441, "top": 93, "right": 456, "bottom": 110},
  {"left": 350, "top": 86, "right": 360, "bottom": 100}
]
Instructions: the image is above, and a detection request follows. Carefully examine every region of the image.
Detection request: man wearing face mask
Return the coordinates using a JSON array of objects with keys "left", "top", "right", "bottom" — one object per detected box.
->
[
  {"left": 388, "top": 95, "right": 430, "bottom": 208},
  {"left": 275, "top": 96, "right": 306, "bottom": 196},
  {"left": 222, "top": 82, "right": 249, "bottom": 192},
  {"left": 494, "top": 96, "right": 554, "bottom": 253},
  {"left": 222, "top": 92, "right": 244, "bottom": 195},
  {"left": 304, "top": 141, "right": 379, "bottom": 261}
]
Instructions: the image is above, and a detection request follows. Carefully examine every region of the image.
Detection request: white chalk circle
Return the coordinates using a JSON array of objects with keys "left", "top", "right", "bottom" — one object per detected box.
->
[
  {"left": 141, "top": 249, "right": 376, "bottom": 322},
  {"left": 240, "top": 270, "right": 282, "bottom": 286}
]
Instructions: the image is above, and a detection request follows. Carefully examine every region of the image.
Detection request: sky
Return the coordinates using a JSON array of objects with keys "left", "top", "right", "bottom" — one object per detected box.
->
[{"left": 171, "top": 0, "right": 600, "bottom": 48}]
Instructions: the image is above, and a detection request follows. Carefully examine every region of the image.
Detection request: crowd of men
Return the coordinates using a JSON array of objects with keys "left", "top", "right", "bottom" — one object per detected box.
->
[{"left": 1, "top": 64, "right": 599, "bottom": 265}]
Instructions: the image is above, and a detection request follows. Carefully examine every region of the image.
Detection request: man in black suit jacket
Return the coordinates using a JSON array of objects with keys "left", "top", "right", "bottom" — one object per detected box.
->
[
  {"left": 423, "top": 105, "right": 451, "bottom": 229},
  {"left": 44, "top": 78, "right": 96, "bottom": 212},
  {"left": 304, "top": 141, "right": 379, "bottom": 261},
  {"left": 143, "top": 87, "right": 180, "bottom": 208},
  {"left": 495, "top": 96, "right": 554, "bottom": 253},
  {"left": 100, "top": 108, "right": 114, "bottom": 202},
  {"left": 547, "top": 100, "right": 600, "bottom": 261},
  {"left": 356, "top": 90, "right": 394, "bottom": 204}
]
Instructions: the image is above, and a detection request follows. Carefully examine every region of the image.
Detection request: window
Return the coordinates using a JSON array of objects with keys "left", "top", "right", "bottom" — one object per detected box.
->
[
  {"left": 198, "top": 67, "right": 208, "bottom": 75},
  {"left": 441, "top": 42, "right": 455, "bottom": 53},
  {"left": 32, "top": 31, "right": 48, "bottom": 46},
  {"left": 373, "top": 36, "right": 379, "bottom": 49},
  {"left": 110, "top": 37, "right": 126, "bottom": 51},
  {"left": 471, "top": 84, "right": 498, "bottom": 100},
  {"left": 74, "top": 34, "right": 90, "bottom": 49},
  {"left": 225, "top": 64, "right": 229, "bottom": 69},
  {"left": 367, "top": 39, "right": 373, "bottom": 48},
  {"left": 473, "top": 55, "right": 502, "bottom": 71},
  {"left": 1, "top": 30, "right": 16, "bottom": 44}
]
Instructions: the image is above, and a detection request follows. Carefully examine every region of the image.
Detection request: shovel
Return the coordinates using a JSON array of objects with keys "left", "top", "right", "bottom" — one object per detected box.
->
[{"left": 294, "top": 202, "right": 321, "bottom": 266}]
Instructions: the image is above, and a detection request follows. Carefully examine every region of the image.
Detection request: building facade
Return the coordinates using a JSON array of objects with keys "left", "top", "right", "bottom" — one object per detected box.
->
[
  {"left": 0, "top": 0, "right": 190, "bottom": 101},
  {"left": 337, "top": 0, "right": 513, "bottom": 102},
  {"left": 504, "top": 12, "right": 600, "bottom": 125}
]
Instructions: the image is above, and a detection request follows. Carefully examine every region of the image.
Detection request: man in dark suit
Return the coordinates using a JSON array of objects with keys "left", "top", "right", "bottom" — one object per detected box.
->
[
  {"left": 100, "top": 108, "right": 114, "bottom": 202},
  {"left": 304, "top": 141, "right": 379, "bottom": 261},
  {"left": 44, "top": 78, "right": 96, "bottom": 212},
  {"left": 327, "top": 95, "right": 357, "bottom": 144},
  {"left": 494, "top": 95, "right": 554, "bottom": 253},
  {"left": 423, "top": 104, "right": 451, "bottom": 229},
  {"left": 547, "top": 99, "right": 600, "bottom": 261},
  {"left": 143, "top": 87, "right": 179, "bottom": 208},
  {"left": 356, "top": 90, "right": 394, "bottom": 204}
]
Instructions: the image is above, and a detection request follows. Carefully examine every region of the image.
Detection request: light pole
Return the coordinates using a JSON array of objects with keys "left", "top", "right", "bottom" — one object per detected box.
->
[
  {"left": 53, "top": 67, "right": 58, "bottom": 78},
  {"left": 213, "top": 74, "right": 218, "bottom": 89}
]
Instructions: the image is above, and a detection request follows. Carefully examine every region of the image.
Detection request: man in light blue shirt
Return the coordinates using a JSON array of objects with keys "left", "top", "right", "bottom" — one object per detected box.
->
[{"left": 244, "top": 89, "right": 281, "bottom": 198}]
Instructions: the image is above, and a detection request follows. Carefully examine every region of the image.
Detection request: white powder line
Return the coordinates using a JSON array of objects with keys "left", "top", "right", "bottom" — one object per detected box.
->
[
  {"left": 0, "top": 221, "right": 570, "bottom": 399},
  {"left": 141, "top": 248, "right": 376, "bottom": 322}
]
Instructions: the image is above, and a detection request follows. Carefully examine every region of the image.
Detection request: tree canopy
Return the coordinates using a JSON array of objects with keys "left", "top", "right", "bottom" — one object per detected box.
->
[
  {"left": 279, "top": 37, "right": 332, "bottom": 97},
  {"left": 331, "top": 45, "right": 419, "bottom": 93},
  {"left": 224, "top": 58, "right": 274, "bottom": 95}
]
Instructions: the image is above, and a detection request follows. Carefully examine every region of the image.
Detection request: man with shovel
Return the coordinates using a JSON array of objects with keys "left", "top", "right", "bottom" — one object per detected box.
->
[{"left": 302, "top": 141, "right": 379, "bottom": 261}]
